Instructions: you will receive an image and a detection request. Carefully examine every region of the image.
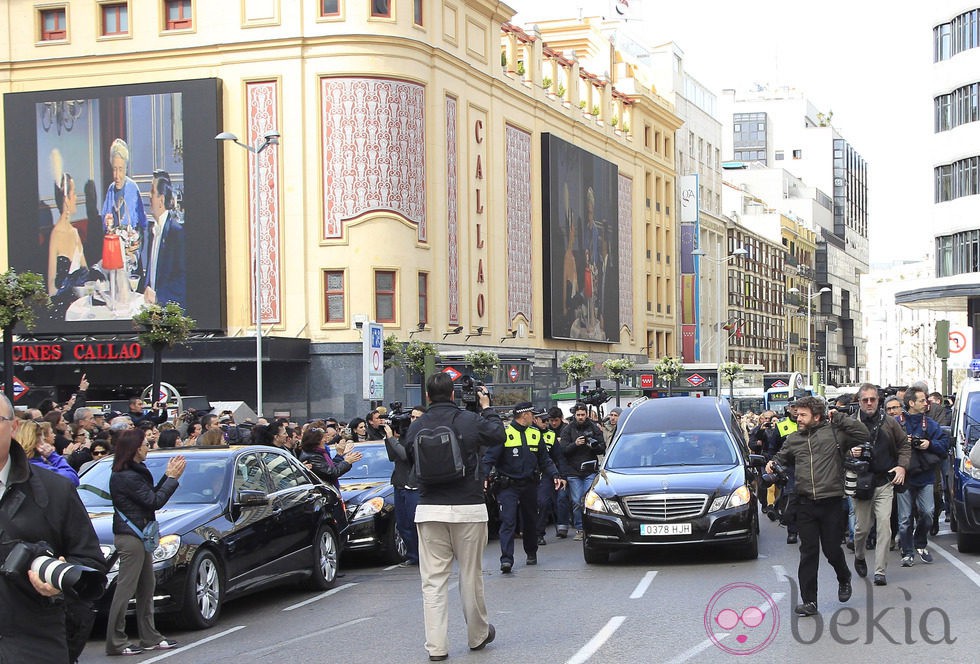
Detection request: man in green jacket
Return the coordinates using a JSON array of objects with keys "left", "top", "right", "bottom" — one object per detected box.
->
[{"left": 766, "top": 396, "right": 869, "bottom": 617}]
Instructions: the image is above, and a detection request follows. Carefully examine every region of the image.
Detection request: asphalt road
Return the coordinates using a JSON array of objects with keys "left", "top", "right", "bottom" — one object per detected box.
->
[{"left": 80, "top": 516, "right": 980, "bottom": 663}]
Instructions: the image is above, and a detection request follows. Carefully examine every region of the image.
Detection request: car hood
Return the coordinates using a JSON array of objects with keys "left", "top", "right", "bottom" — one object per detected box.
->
[
  {"left": 88, "top": 503, "right": 225, "bottom": 542},
  {"left": 595, "top": 465, "right": 746, "bottom": 497},
  {"left": 340, "top": 480, "right": 390, "bottom": 505}
]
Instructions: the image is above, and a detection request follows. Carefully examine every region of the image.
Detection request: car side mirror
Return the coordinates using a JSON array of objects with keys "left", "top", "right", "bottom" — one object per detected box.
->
[
  {"left": 747, "top": 454, "right": 767, "bottom": 468},
  {"left": 235, "top": 489, "right": 268, "bottom": 507}
]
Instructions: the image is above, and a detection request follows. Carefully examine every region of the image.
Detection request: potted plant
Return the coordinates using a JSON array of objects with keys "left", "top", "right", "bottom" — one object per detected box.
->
[
  {"left": 603, "top": 357, "right": 634, "bottom": 406},
  {"left": 404, "top": 339, "right": 438, "bottom": 379},
  {"left": 465, "top": 349, "right": 499, "bottom": 381},
  {"left": 652, "top": 355, "right": 683, "bottom": 397},
  {"left": 561, "top": 353, "right": 594, "bottom": 400},
  {"left": 542, "top": 76, "right": 552, "bottom": 90},
  {"left": 720, "top": 361, "right": 744, "bottom": 402},
  {"left": 383, "top": 334, "right": 402, "bottom": 371},
  {"left": 0, "top": 269, "right": 50, "bottom": 399},
  {"left": 133, "top": 302, "right": 196, "bottom": 410}
]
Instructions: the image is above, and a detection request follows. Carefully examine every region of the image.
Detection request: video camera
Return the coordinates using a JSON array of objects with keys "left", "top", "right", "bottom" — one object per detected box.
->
[
  {"left": 387, "top": 401, "right": 413, "bottom": 437},
  {"left": 0, "top": 541, "right": 106, "bottom": 601},
  {"left": 580, "top": 381, "right": 611, "bottom": 408},
  {"left": 583, "top": 435, "right": 604, "bottom": 452},
  {"left": 459, "top": 375, "right": 490, "bottom": 413},
  {"left": 761, "top": 461, "right": 789, "bottom": 487}
]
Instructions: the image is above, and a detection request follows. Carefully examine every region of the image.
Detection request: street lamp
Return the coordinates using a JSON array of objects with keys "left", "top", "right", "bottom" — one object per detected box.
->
[
  {"left": 788, "top": 284, "right": 830, "bottom": 388},
  {"left": 692, "top": 244, "right": 749, "bottom": 398},
  {"left": 215, "top": 130, "right": 280, "bottom": 418}
]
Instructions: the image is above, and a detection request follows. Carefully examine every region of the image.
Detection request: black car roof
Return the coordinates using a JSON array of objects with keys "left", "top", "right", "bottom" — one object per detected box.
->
[{"left": 619, "top": 397, "right": 733, "bottom": 434}]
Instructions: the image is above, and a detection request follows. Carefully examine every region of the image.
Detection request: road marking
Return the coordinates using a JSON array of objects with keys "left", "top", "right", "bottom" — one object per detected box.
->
[
  {"left": 249, "top": 618, "right": 373, "bottom": 658},
  {"left": 931, "top": 542, "right": 980, "bottom": 588},
  {"left": 384, "top": 563, "right": 400, "bottom": 571},
  {"left": 663, "top": 593, "right": 784, "bottom": 664},
  {"left": 772, "top": 564, "right": 790, "bottom": 582},
  {"left": 565, "top": 616, "right": 626, "bottom": 664},
  {"left": 629, "top": 571, "right": 658, "bottom": 599},
  {"left": 282, "top": 582, "right": 357, "bottom": 611},
  {"left": 141, "top": 625, "right": 246, "bottom": 663}
]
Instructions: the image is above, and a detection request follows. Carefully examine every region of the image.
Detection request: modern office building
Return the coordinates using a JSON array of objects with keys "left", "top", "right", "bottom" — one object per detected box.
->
[
  {"left": 0, "top": 1, "right": 681, "bottom": 416},
  {"left": 719, "top": 86, "right": 868, "bottom": 384}
]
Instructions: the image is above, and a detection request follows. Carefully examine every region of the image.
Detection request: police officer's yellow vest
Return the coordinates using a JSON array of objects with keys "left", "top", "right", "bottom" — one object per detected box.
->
[
  {"left": 542, "top": 429, "right": 556, "bottom": 448},
  {"left": 505, "top": 424, "right": 541, "bottom": 451},
  {"left": 776, "top": 418, "right": 798, "bottom": 438}
]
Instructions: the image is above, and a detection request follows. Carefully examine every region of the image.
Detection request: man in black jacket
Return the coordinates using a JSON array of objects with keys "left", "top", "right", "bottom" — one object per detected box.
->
[
  {"left": 127, "top": 397, "right": 168, "bottom": 428},
  {"left": 404, "top": 373, "right": 503, "bottom": 661},
  {"left": 384, "top": 406, "right": 425, "bottom": 567},
  {"left": 0, "top": 393, "right": 106, "bottom": 663},
  {"left": 559, "top": 403, "right": 605, "bottom": 541}
]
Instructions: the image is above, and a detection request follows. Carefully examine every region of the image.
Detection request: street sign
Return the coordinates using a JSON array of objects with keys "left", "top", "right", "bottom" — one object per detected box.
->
[
  {"left": 771, "top": 379, "right": 787, "bottom": 388},
  {"left": 10, "top": 376, "right": 28, "bottom": 402},
  {"left": 948, "top": 325, "right": 974, "bottom": 369},
  {"left": 363, "top": 322, "right": 385, "bottom": 400},
  {"left": 971, "top": 358, "right": 980, "bottom": 373},
  {"left": 442, "top": 367, "right": 461, "bottom": 381},
  {"left": 509, "top": 366, "right": 519, "bottom": 382},
  {"left": 640, "top": 374, "right": 654, "bottom": 389},
  {"left": 687, "top": 373, "right": 706, "bottom": 387}
]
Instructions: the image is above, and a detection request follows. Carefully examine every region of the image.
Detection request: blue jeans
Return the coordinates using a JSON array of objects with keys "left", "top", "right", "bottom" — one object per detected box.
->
[
  {"left": 394, "top": 487, "right": 420, "bottom": 563},
  {"left": 567, "top": 474, "right": 596, "bottom": 530},
  {"left": 897, "top": 484, "right": 935, "bottom": 554}
]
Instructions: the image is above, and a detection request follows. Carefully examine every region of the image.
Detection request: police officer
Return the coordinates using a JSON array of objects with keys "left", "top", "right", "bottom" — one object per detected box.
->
[
  {"left": 533, "top": 409, "right": 564, "bottom": 546},
  {"left": 482, "top": 403, "right": 565, "bottom": 573}
]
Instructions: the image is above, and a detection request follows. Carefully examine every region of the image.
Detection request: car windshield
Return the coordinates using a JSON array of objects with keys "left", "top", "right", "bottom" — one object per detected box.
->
[
  {"left": 339, "top": 444, "right": 394, "bottom": 482},
  {"left": 605, "top": 431, "right": 737, "bottom": 469},
  {"left": 77, "top": 456, "right": 232, "bottom": 508}
]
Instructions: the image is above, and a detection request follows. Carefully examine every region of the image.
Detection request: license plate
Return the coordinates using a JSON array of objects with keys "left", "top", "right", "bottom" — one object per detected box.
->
[{"left": 640, "top": 523, "right": 692, "bottom": 536}]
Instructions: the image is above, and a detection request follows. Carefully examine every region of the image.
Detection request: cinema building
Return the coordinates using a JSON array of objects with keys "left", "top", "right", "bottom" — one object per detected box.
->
[{"left": 1, "top": 1, "right": 681, "bottom": 416}]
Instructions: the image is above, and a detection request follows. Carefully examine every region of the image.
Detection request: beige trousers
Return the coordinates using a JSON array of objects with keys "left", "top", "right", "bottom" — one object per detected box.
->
[
  {"left": 417, "top": 520, "right": 491, "bottom": 657},
  {"left": 853, "top": 483, "right": 895, "bottom": 576}
]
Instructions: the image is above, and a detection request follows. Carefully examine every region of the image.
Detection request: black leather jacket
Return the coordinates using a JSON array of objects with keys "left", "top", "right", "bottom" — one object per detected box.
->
[
  {"left": 298, "top": 449, "right": 352, "bottom": 486},
  {"left": 559, "top": 419, "right": 606, "bottom": 477},
  {"left": 109, "top": 462, "right": 179, "bottom": 536}
]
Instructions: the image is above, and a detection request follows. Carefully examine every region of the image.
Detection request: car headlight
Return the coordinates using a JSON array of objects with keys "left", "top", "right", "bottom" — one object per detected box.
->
[
  {"left": 584, "top": 490, "right": 623, "bottom": 515},
  {"left": 152, "top": 535, "right": 181, "bottom": 563},
  {"left": 963, "top": 456, "right": 980, "bottom": 481},
  {"left": 708, "top": 485, "right": 752, "bottom": 513},
  {"left": 353, "top": 497, "right": 385, "bottom": 520}
]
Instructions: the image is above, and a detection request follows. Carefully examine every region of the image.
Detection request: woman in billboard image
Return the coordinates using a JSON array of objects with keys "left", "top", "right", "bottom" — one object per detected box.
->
[
  {"left": 101, "top": 138, "right": 147, "bottom": 310},
  {"left": 47, "top": 150, "right": 89, "bottom": 307}
]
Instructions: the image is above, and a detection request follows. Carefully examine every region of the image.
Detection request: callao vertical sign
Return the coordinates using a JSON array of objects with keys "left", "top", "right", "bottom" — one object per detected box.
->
[{"left": 363, "top": 321, "right": 385, "bottom": 400}]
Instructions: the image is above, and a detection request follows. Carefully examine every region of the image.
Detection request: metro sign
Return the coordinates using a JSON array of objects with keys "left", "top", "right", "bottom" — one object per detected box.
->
[
  {"left": 4, "top": 376, "right": 29, "bottom": 402},
  {"left": 442, "top": 367, "right": 462, "bottom": 381},
  {"left": 686, "top": 373, "right": 707, "bottom": 387},
  {"left": 771, "top": 379, "right": 788, "bottom": 388},
  {"left": 640, "top": 374, "right": 655, "bottom": 389}
]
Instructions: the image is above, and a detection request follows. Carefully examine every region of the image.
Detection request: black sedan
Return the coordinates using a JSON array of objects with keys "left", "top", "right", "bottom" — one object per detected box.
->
[
  {"left": 339, "top": 442, "right": 406, "bottom": 564},
  {"left": 77, "top": 445, "right": 345, "bottom": 629},
  {"left": 582, "top": 397, "right": 764, "bottom": 563}
]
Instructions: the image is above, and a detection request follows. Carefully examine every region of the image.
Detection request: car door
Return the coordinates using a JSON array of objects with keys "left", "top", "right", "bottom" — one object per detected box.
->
[
  {"left": 259, "top": 450, "right": 322, "bottom": 571},
  {"left": 222, "top": 451, "right": 275, "bottom": 587}
]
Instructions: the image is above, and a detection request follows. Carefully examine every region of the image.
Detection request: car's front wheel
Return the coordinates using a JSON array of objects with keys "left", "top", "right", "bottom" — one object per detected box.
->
[
  {"left": 310, "top": 526, "right": 340, "bottom": 590},
  {"left": 178, "top": 549, "right": 223, "bottom": 630},
  {"left": 583, "top": 539, "right": 609, "bottom": 564},
  {"left": 732, "top": 528, "right": 760, "bottom": 560},
  {"left": 957, "top": 531, "right": 980, "bottom": 553},
  {"left": 381, "top": 522, "right": 408, "bottom": 565}
]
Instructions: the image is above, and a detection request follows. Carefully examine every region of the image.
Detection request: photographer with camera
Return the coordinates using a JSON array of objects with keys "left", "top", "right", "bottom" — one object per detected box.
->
[
  {"left": 383, "top": 406, "right": 425, "bottom": 567},
  {"left": 765, "top": 396, "right": 869, "bottom": 617},
  {"left": 896, "top": 386, "right": 948, "bottom": 567},
  {"left": 560, "top": 403, "right": 606, "bottom": 541},
  {"left": 404, "top": 373, "right": 502, "bottom": 661},
  {"left": 0, "top": 393, "right": 106, "bottom": 663},
  {"left": 849, "top": 384, "right": 910, "bottom": 586},
  {"left": 482, "top": 403, "right": 564, "bottom": 573}
]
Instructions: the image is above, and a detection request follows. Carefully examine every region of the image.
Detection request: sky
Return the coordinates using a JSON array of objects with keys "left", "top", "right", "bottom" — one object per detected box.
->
[{"left": 507, "top": 0, "right": 935, "bottom": 264}]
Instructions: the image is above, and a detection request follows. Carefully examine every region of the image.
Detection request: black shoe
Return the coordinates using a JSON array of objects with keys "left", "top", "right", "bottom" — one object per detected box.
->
[
  {"left": 845, "top": 539, "right": 855, "bottom": 552},
  {"left": 526, "top": 556, "right": 537, "bottom": 565},
  {"left": 537, "top": 536, "right": 546, "bottom": 546},
  {"left": 873, "top": 574, "right": 887, "bottom": 586},
  {"left": 930, "top": 522, "right": 940, "bottom": 537},
  {"left": 838, "top": 580, "right": 852, "bottom": 603},
  {"left": 429, "top": 656, "right": 448, "bottom": 662},
  {"left": 866, "top": 538, "right": 876, "bottom": 550},
  {"left": 500, "top": 561, "right": 512, "bottom": 574},
  {"left": 794, "top": 602, "right": 818, "bottom": 616},
  {"left": 471, "top": 623, "right": 495, "bottom": 651},
  {"left": 787, "top": 533, "right": 798, "bottom": 544},
  {"left": 854, "top": 557, "right": 868, "bottom": 578},
  {"left": 556, "top": 528, "right": 568, "bottom": 539},
  {"left": 766, "top": 509, "right": 779, "bottom": 522}
]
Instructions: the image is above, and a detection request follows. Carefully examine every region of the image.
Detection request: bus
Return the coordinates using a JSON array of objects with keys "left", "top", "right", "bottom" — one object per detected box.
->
[{"left": 763, "top": 372, "right": 812, "bottom": 413}]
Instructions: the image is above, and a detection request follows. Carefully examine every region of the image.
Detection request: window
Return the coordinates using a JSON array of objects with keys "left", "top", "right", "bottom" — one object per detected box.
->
[
  {"left": 234, "top": 453, "right": 270, "bottom": 493},
  {"left": 324, "top": 270, "right": 345, "bottom": 323},
  {"left": 164, "top": 0, "right": 192, "bottom": 30},
  {"left": 774, "top": 150, "right": 784, "bottom": 160},
  {"left": 260, "top": 452, "right": 307, "bottom": 492},
  {"left": 418, "top": 272, "right": 428, "bottom": 326},
  {"left": 792, "top": 149, "right": 802, "bottom": 159},
  {"left": 40, "top": 7, "right": 67, "bottom": 41},
  {"left": 375, "top": 270, "right": 396, "bottom": 323},
  {"left": 101, "top": 3, "right": 128, "bottom": 36},
  {"left": 371, "top": 0, "right": 390, "bottom": 18},
  {"left": 414, "top": 0, "right": 422, "bottom": 25},
  {"left": 321, "top": 0, "right": 339, "bottom": 16}
]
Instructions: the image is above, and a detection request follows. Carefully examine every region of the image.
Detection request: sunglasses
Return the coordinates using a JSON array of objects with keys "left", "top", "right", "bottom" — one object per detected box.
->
[
  {"left": 92, "top": 450, "right": 109, "bottom": 457},
  {"left": 859, "top": 397, "right": 878, "bottom": 403}
]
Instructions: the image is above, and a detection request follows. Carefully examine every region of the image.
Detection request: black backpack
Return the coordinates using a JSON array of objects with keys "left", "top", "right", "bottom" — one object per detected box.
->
[{"left": 414, "top": 412, "right": 466, "bottom": 484}]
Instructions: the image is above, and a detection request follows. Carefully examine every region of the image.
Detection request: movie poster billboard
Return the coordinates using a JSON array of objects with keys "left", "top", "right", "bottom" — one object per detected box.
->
[
  {"left": 3, "top": 78, "right": 224, "bottom": 334},
  {"left": 541, "top": 133, "right": 619, "bottom": 342}
]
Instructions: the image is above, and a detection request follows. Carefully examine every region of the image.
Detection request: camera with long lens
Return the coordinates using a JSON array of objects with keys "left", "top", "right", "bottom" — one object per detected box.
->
[
  {"left": 0, "top": 541, "right": 106, "bottom": 601},
  {"left": 580, "top": 381, "right": 611, "bottom": 408},
  {"left": 387, "top": 401, "right": 413, "bottom": 437},
  {"left": 843, "top": 442, "right": 873, "bottom": 474},
  {"left": 584, "top": 436, "right": 603, "bottom": 452},
  {"left": 459, "top": 375, "right": 490, "bottom": 413},
  {"left": 761, "top": 461, "right": 789, "bottom": 486}
]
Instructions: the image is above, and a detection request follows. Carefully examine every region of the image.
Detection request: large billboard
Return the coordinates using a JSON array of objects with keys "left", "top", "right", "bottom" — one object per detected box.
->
[
  {"left": 541, "top": 134, "right": 619, "bottom": 342},
  {"left": 3, "top": 78, "right": 224, "bottom": 334}
]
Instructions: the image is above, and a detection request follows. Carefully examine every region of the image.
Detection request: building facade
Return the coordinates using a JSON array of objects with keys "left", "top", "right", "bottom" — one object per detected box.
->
[{"left": 0, "top": 1, "right": 681, "bottom": 416}]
